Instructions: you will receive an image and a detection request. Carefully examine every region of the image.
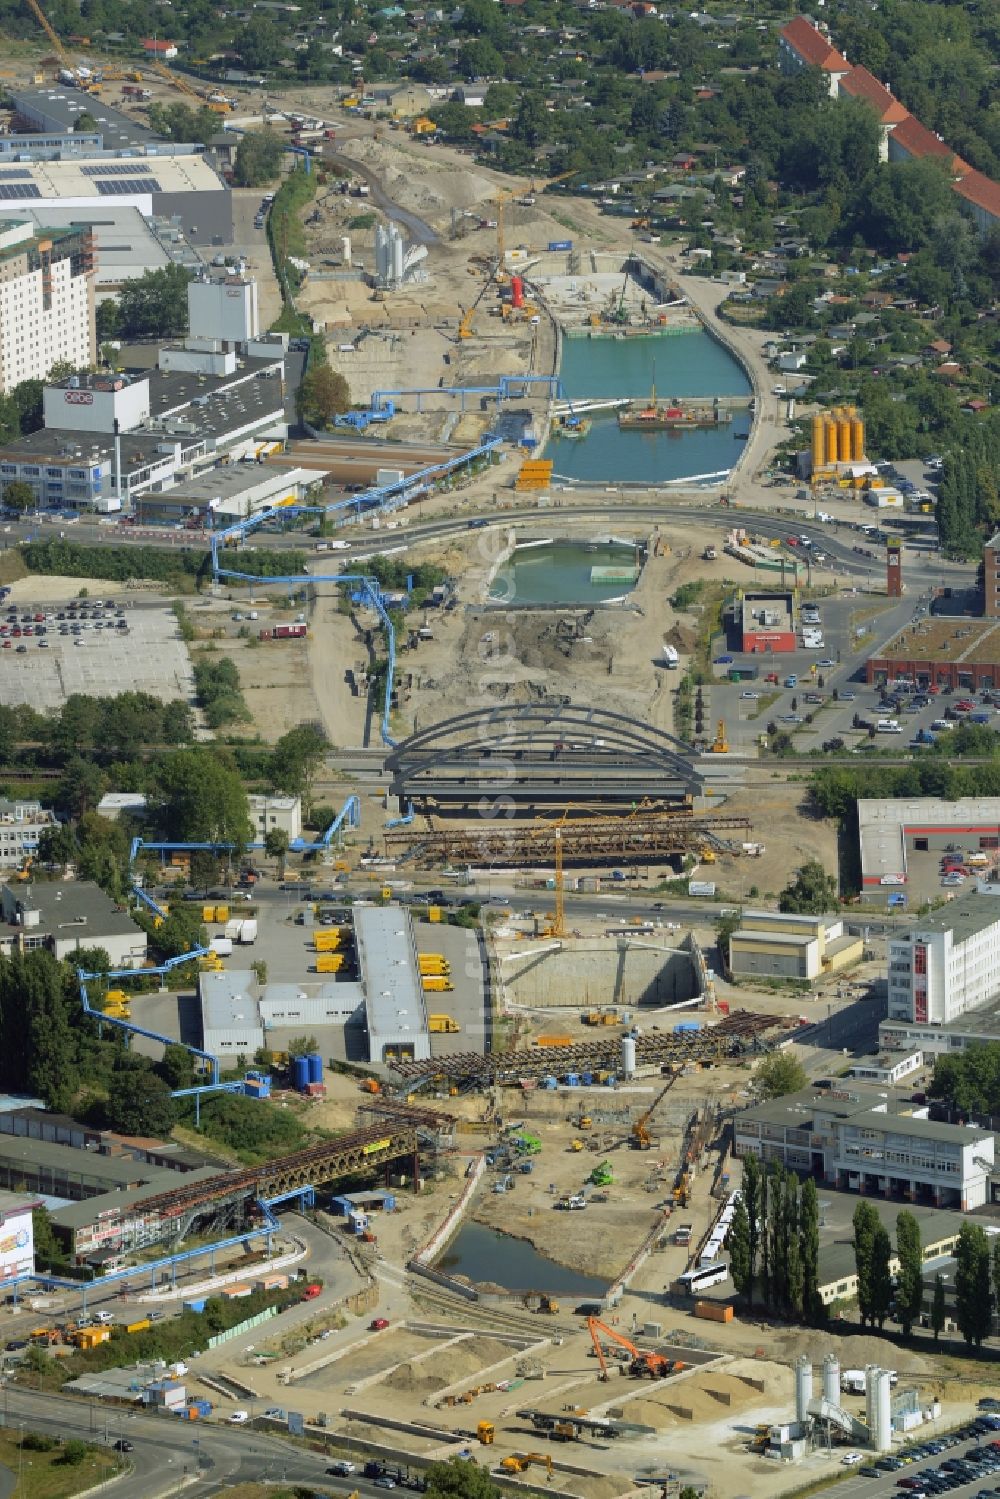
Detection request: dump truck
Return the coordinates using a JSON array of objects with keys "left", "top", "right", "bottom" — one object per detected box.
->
[
  {"left": 477, "top": 1421, "right": 495, "bottom": 1444},
  {"left": 427, "top": 1014, "right": 460, "bottom": 1033}
]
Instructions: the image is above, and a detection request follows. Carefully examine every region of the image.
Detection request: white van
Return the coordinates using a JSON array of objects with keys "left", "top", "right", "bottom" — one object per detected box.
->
[
  {"left": 877, "top": 719, "right": 902, "bottom": 733},
  {"left": 94, "top": 1311, "right": 115, "bottom": 1325}
]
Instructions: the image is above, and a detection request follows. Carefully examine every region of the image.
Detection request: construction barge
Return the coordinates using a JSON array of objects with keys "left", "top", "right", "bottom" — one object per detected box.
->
[{"left": 619, "top": 397, "right": 732, "bottom": 431}]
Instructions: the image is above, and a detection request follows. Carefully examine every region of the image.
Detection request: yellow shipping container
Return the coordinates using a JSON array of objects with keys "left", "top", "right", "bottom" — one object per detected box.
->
[
  {"left": 202, "top": 905, "right": 216, "bottom": 922},
  {"left": 427, "top": 905, "right": 442, "bottom": 923},
  {"left": 316, "top": 953, "right": 345, "bottom": 973},
  {"left": 215, "top": 905, "right": 229, "bottom": 923}
]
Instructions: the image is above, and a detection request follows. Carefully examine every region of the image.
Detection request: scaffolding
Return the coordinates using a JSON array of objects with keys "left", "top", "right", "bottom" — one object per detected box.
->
[{"left": 384, "top": 811, "right": 751, "bottom": 867}]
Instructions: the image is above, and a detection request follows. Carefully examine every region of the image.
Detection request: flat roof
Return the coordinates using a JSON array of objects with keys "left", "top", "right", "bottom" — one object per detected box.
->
[
  {"left": 732, "top": 930, "right": 816, "bottom": 948},
  {"left": 857, "top": 796, "right": 1000, "bottom": 883},
  {"left": 0, "top": 1189, "right": 41, "bottom": 1217},
  {"left": 873, "top": 617, "right": 1000, "bottom": 667},
  {"left": 166, "top": 465, "right": 311, "bottom": 502},
  {"left": 893, "top": 888, "right": 1000, "bottom": 945},
  {"left": 846, "top": 1107, "right": 993, "bottom": 1144},
  {"left": 740, "top": 1086, "right": 992, "bottom": 1143},
  {"left": 355, "top": 903, "right": 426, "bottom": 1038},
  {"left": 818, "top": 1199, "right": 978, "bottom": 1288},
  {"left": 10, "top": 86, "right": 163, "bottom": 149},
  {"left": 1, "top": 880, "right": 144, "bottom": 942},
  {"left": 200, "top": 970, "right": 259, "bottom": 1032},
  {"left": 51, "top": 1167, "right": 222, "bottom": 1230}
]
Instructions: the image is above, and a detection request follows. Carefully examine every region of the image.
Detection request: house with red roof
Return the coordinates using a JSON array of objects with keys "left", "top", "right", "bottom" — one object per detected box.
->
[
  {"left": 778, "top": 17, "right": 849, "bottom": 96},
  {"left": 887, "top": 114, "right": 970, "bottom": 177},
  {"left": 837, "top": 65, "right": 908, "bottom": 159},
  {"left": 142, "top": 38, "right": 179, "bottom": 58}
]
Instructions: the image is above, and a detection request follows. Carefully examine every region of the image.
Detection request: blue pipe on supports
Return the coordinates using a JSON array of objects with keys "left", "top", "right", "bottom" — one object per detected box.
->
[
  {"left": 78, "top": 956, "right": 221, "bottom": 1084},
  {"left": 289, "top": 793, "right": 360, "bottom": 852}
]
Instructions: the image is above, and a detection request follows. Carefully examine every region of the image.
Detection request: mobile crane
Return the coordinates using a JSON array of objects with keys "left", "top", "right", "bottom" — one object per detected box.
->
[
  {"left": 23, "top": 0, "right": 99, "bottom": 91},
  {"left": 586, "top": 1317, "right": 683, "bottom": 1382}
]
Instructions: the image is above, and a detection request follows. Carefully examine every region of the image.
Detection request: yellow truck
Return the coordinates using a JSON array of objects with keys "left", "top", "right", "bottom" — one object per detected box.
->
[
  {"left": 422, "top": 975, "right": 454, "bottom": 993},
  {"left": 316, "top": 953, "right": 346, "bottom": 974},
  {"left": 427, "top": 1014, "right": 460, "bottom": 1033},
  {"left": 313, "top": 930, "right": 342, "bottom": 952},
  {"left": 419, "top": 958, "right": 450, "bottom": 976}
]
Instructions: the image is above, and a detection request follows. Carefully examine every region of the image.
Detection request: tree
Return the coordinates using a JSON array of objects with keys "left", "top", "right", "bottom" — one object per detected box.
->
[
  {"left": 240, "top": 14, "right": 285, "bottom": 70},
  {"left": 955, "top": 1220, "right": 993, "bottom": 1348},
  {"left": 296, "top": 365, "right": 351, "bottom": 428},
  {"left": 931, "top": 1273, "right": 947, "bottom": 1342},
  {"left": 264, "top": 827, "right": 290, "bottom": 877},
  {"left": 729, "top": 1192, "right": 752, "bottom": 1299},
  {"left": 853, "top": 1200, "right": 880, "bottom": 1327},
  {"left": 425, "top": 1455, "right": 502, "bottom": 1499},
  {"left": 714, "top": 907, "right": 741, "bottom": 978},
  {"left": 73, "top": 112, "right": 98, "bottom": 134},
  {"left": 32, "top": 1206, "right": 64, "bottom": 1271},
  {"left": 754, "top": 1052, "right": 807, "bottom": 1100},
  {"left": 159, "top": 1043, "right": 195, "bottom": 1091},
  {"left": 784, "top": 1175, "right": 803, "bottom": 1318},
  {"left": 59, "top": 1441, "right": 89, "bottom": 1466},
  {"left": 102, "top": 1069, "right": 179, "bottom": 1137},
  {"left": 2, "top": 479, "right": 35, "bottom": 514},
  {"left": 234, "top": 131, "right": 284, "bottom": 188},
  {"left": 114, "top": 265, "right": 192, "bottom": 340},
  {"left": 895, "top": 1211, "right": 924, "bottom": 1337},
  {"left": 270, "top": 723, "right": 329, "bottom": 797},
  {"left": 870, "top": 1225, "right": 893, "bottom": 1330},
  {"left": 778, "top": 859, "right": 838, "bottom": 914},
  {"left": 800, "top": 1176, "right": 822, "bottom": 1326},
  {"left": 739, "top": 1152, "right": 761, "bottom": 1307},
  {"left": 157, "top": 746, "right": 252, "bottom": 851}
]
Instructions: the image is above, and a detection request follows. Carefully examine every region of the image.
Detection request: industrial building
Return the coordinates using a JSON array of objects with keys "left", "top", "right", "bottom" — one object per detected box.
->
[
  {"left": 814, "top": 1198, "right": 969, "bottom": 1308},
  {"left": 0, "top": 799, "right": 57, "bottom": 869},
  {"left": 356, "top": 904, "right": 431, "bottom": 1063},
  {"left": 199, "top": 970, "right": 364, "bottom": 1058},
  {"left": 0, "top": 206, "right": 202, "bottom": 303},
  {"left": 0, "top": 219, "right": 95, "bottom": 392},
  {"left": 0, "top": 880, "right": 147, "bottom": 968},
  {"left": 732, "top": 589, "right": 797, "bottom": 654},
  {"left": 729, "top": 910, "right": 863, "bottom": 982},
  {"left": 865, "top": 616, "right": 1000, "bottom": 692},
  {"left": 10, "top": 87, "right": 175, "bottom": 153},
  {"left": 887, "top": 891, "right": 1000, "bottom": 1027},
  {"left": 132, "top": 463, "right": 316, "bottom": 527},
  {"left": 734, "top": 1083, "right": 996, "bottom": 1209},
  {"left": 857, "top": 796, "right": 1000, "bottom": 894}
]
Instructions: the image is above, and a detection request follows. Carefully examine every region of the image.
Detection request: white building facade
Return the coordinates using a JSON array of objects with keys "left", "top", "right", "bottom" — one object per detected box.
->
[
  {"left": 887, "top": 895, "right": 1000, "bottom": 1026},
  {"left": 0, "top": 221, "right": 95, "bottom": 393},
  {"left": 0, "top": 800, "right": 56, "bottom": 868}
]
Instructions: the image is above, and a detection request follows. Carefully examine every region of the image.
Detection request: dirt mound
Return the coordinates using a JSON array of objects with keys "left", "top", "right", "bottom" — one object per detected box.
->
[
  {"left": 339, "top": 138, "right": 502, "bottom": 220},
  {"left": 382, "top": 1335, "right": 514, "bottom": 1395},
  {"left": 772, "top": 1330, "right": 932, "bottom": 1376}
]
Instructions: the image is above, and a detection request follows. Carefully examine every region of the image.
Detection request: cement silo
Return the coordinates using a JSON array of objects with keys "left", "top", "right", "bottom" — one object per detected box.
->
[
  {"left": 620, "top": 1035, "right": 636, "bottom": 1078},
  {"left": 872, "top": 1368, "right": 892, "bottom": 1452},
  {"left": 838, "top": 416, "right": 852, "bottom": 464},
  {"left": 826, "top": 417, "right": 839, "bottom": 464},
  {"left": 375, "top": 224, "right": 390, "bottom": 284},
  {"left": 390, "top": 224, "right": 405, "bottom": 285},
  {"left": 811, "top": 415, "right": 825, "bottom": 471},
  {"left": 341, "top": 235, "right": 352, "bottom": 265},
  {"left": 795, "top": 1356, "right": 813, "bottom": 1423},
  {"left": 822, "top": 1353, "right": 840, "bottom": 1406},
  {"left": 851, "top": 415, "right": 865, "bottom": 462},
  {"left": 865, "top": 1366, "right": 880, "bottom": 1436}
]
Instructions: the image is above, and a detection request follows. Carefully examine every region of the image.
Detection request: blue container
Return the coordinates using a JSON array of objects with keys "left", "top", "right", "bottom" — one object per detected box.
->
[
  {"left": 292, "top": 1056, "right": 310, "bottom": 1091},
  {"left": 542, "top": 1076, "right": 558, "bottom": 1090},
  {"left": 183, "top": 1299, "right": 206, "bottom": 1314},
  {"left": 581, "top": 1071, "right": 594, "bottom": 1086},
  {"left": 564, "top": 1072, "right": 579, "bottom": 1087},
  {"left": 308, "top": 1053, "right": 323, "bottom": 1085},
  {"left": 548, "top": 239, "right": 572, "bottom": 251}
]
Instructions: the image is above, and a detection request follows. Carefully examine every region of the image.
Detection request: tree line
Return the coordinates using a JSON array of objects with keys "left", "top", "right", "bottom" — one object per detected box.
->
[{"left": 728, "top": 1156, "right": 823, "bottom": 1323}]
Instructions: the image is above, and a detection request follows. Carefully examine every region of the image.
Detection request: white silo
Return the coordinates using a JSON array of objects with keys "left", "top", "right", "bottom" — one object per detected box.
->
[
  {"left": 795, "top": 1356, "right": 813, "bottom": 1424},
  {"left": 873, "top": 1369, "right": 892, "bottom": 1453},
  {"left": 620, "top": 1035, "right": 636, "bottom": 1078},
  {"left": 822, "top": 1353, "right": 840, "bottom": 1406},
  {"left": 341, "top": 235, "right": 352, "bottom": 265},
  {"left": 375, "top": 224, "right": 390, "bottom": 283},
  {"left": 390, "top": 224, "right": 405, "bottom": 284},
  {"left": 865, "top": 1366, "right": 880, "bottom": 1434}
]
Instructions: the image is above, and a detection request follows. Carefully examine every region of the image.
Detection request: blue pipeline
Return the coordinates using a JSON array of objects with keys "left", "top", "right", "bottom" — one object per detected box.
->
[
  {"left": 78, "top": 960, "right": 221, "bottom": 1085},
  {"left": 290, "top": 794, "right": 360, "bottom": 852}
]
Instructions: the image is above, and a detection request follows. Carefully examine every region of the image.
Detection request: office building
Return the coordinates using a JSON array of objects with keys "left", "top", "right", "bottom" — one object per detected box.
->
[
  {"left": 0, "top": 220, "right": 95, "bottom": 393},
  {"left": 0, "top": 799, "right": 57, "bottom": 869},
  {"left": 0, "top": 205, "right": 201, "bottom": 304},
  {"left": 734, "top": 1084, "right": 995, "bottom": 1210},
  {"left": 729, "top": 910, "right": 863, "bottom": 982},
  {"left": 248, "top": 794, "right": 302, "bottom": 844},
  {"left": 887, "top": 891, "right": 1000, "bottom": 1026}
]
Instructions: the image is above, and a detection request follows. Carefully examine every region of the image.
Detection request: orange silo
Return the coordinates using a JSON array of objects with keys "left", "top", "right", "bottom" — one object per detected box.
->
[
  {"left": 851, "top": 417, "right": 865, "bottom": 462},
  {"left": 826, "top": 417, "right": 839, "bottom": 464},
  {"left": 838, "top": 418, "right": 852, "bottom": 464},
  {"left": 812, "top": 416, "right": 825, "bottom": 470}
]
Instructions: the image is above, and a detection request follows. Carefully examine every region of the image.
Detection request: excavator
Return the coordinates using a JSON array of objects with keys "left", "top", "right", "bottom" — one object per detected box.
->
[
  {"left": 630, "top": 1068, "right": 679, "bottom": 1149},
  {"left": 500, "top": 1454, "right": 554, "bottom": 1476},
  {"left": 586, "top": 1317, "right": 685, "bottom": 1382}
]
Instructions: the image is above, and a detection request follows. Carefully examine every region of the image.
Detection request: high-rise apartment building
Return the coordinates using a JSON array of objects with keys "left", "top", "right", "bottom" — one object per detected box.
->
[
  {"left": 887, "top": 892, "right": 1000, "bottom": 1025},
  {"left": 0, "top": 220, "right": 95, "bottom": 393}
]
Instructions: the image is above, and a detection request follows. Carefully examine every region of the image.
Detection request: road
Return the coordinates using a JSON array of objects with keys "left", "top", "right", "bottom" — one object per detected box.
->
[{"left": 0, "top": 1386, "right": 378, "bottom": 1498}]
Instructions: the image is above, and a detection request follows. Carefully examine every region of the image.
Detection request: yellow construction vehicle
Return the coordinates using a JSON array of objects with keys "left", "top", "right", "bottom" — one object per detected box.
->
[
  {"left": 578, "top": 1115, "right": 592, "bottom": 1129},
  {"left": 582, "top": 1010, "right": 619, "bottom": 1026},
  {"left": 477, "top": 1421, "right": 495, "bottom": 1445},
  {"left": 673, "top": 1171, "right": 691, "bottom": 1208},
  {"left": 538, "top": 1296, "right": 559, "bottom": 1315},
  {"left": 569, "top": 1139, "right": 583, "bottom": 1152},
  {"left": 500, "top": 1454, "right": 554, "bottom": 1476},
  {"left": 710, "top": 720, "right": 729, "bottom": 753},
  {"left": 148, "top": 59, "right": 229, "bottom": 112},
  {"left": 14, "top": 856, "right": 33, "bottom": 881},
  {"left": 630, "top": 1069, "right": 678, "bottom": 1150}
]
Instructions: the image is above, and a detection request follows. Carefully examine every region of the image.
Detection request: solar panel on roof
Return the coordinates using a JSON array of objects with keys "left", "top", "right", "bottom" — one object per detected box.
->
[
  {"left": 94, "top": 177, "right": 161, "bottom": 196},
  {"left": 0, "top": 184, "right": 41, "bottom": 200},
  {"left": 81, "top": 163, "right": 142, "bottom": 177},
  {"left": 0, "top": 170, "right": 34, "bottom": 181}
]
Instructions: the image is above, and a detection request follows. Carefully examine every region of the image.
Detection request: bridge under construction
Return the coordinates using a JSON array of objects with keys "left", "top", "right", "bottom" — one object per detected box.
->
[
  {"left": 385, "top": 1010, "right": 782, "bottom": 1089},
  {"left": 384, "top": 808, "right": 751, "bottom": 867}
]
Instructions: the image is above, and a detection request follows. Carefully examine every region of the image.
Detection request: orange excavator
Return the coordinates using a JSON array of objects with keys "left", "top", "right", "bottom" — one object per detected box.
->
[{"left": 586, "top": 1317, "right": 685, "bottom": 1382}]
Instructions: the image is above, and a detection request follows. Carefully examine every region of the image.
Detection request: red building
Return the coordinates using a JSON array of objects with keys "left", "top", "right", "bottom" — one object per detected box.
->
[{"left": 738, "top": 590, "right": 797, "bottom": 654}]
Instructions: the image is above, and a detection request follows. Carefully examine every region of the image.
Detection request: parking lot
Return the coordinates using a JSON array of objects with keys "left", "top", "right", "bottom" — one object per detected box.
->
[
  {"left": 0, "top": 598, "right": 195, "bottom": 710},
  {"left": 834, "top": 1412, "right": 1000, "bottom": 1499}
]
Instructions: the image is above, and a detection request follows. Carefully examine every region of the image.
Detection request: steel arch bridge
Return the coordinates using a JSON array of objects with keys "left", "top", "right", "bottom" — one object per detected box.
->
[{"left": 385, "top": 700, "right": 703, "bottom": 813}]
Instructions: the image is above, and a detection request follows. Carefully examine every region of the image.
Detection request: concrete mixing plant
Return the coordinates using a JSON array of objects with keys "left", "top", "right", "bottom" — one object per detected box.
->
[
  {"left": 375, "top": 223, "right": 429, "bottom": 290},
  {"left": 758, "top": 1357, "right": 932, "bottom": 1463},
  {"left": 810, "top": 405, "right": 866, "bottom": 480}
]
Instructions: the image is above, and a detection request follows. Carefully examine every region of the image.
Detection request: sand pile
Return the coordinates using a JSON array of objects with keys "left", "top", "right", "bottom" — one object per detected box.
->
[
  {"left": 570, "top": 1479, "right": 627, "bottom": 1499},
  {"left": 382, "top": 1335, "right": 513, "bottom": 1394},
  {"left": 773, "top": 1330, "right": 932, "bottom": 1376},
  {"left": 339, "top": 139, "right": 501, "bottom": 218}
]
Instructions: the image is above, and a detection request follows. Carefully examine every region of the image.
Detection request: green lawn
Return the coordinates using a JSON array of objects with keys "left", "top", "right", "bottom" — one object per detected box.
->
[{"left": 0, "top": 1431, "right": 124, "bottom": 1499}]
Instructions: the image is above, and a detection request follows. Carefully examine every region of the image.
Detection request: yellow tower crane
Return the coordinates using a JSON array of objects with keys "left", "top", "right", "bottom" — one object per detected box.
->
[{"left": 23, "top": 0, "right": 98, "bottom": 90}]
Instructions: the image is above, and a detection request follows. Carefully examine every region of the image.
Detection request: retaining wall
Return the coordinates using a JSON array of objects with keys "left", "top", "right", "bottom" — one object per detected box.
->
[{"left": 503, "top": 942, "right": 698, "bottom": 1009}]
